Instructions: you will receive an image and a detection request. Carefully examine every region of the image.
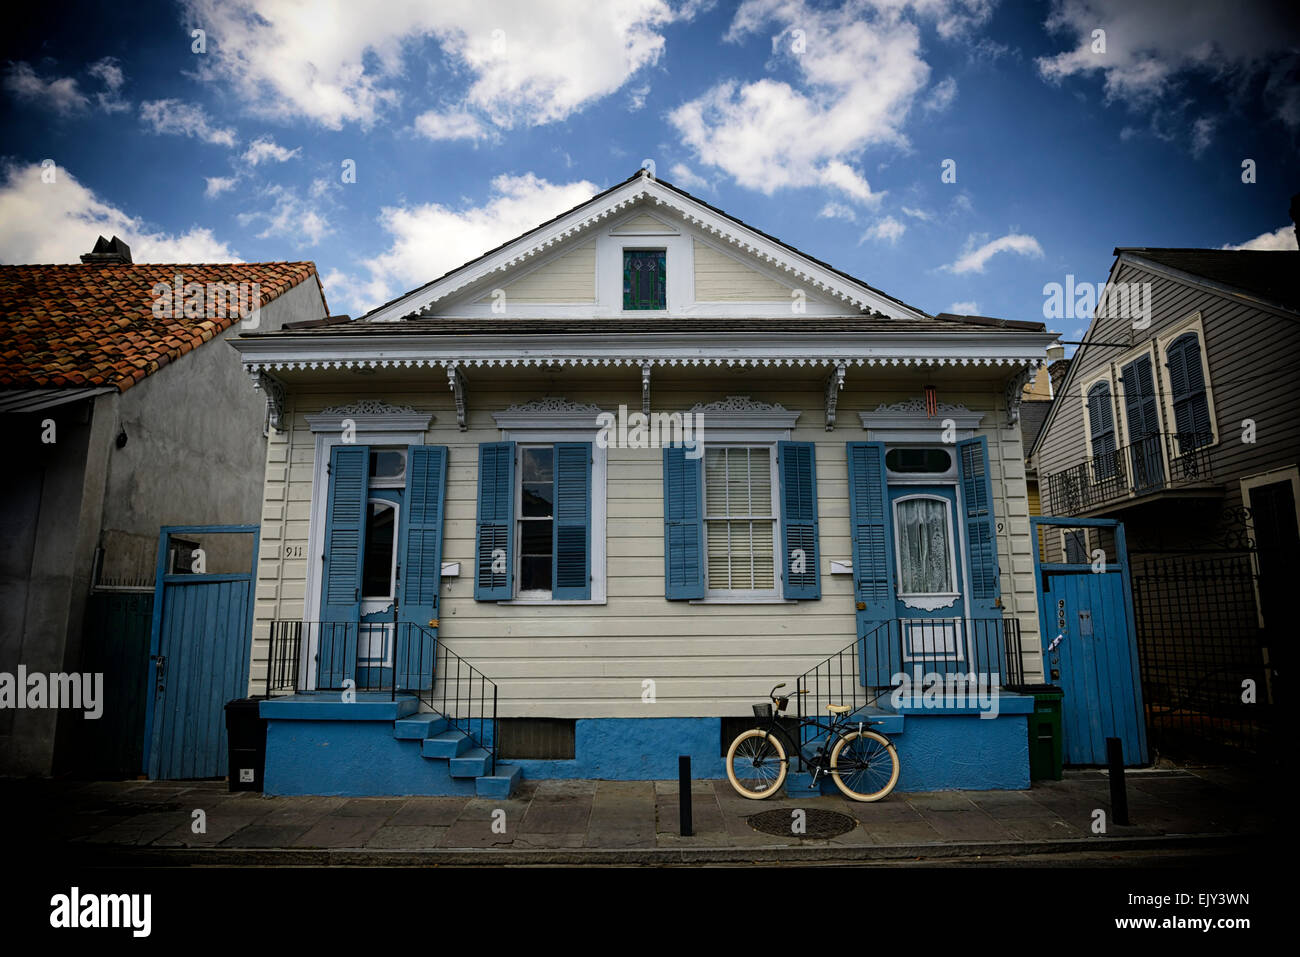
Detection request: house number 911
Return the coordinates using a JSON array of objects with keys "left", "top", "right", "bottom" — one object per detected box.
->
[{"left": 283, "top": 544, "right": 305, "bottom": 558}]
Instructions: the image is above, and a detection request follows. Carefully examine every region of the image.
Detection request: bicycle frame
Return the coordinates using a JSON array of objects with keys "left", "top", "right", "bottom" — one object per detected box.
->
[{"left": 753, "top": 707, "right": 872, "bottom": 774}]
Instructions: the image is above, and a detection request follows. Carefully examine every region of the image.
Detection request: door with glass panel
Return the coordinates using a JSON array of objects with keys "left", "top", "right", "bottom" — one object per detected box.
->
[{"left": 888, "top": 485, "right": 967, "bottom": 678}]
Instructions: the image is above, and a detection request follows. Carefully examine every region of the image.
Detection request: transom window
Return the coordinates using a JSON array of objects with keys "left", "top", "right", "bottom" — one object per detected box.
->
[
  {"left": 886, "top": 447, "right": 952, "bottom": 474},
  {"left": 893, "top": 496, "right": 956, "bottom": 596},
  {"left": 518, "top": 445, "right": 555, "bottom": 598},
  {"left": 623, "top": 249, "right": 666, "bottom": 310},
  {"left": 704, "top": 446, "right": 777, "bottom": 594}
]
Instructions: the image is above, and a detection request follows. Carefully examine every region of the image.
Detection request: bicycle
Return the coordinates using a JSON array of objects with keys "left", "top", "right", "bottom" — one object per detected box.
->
[{"left": 725, "top": 683, "right": 900, "bottom": 802}]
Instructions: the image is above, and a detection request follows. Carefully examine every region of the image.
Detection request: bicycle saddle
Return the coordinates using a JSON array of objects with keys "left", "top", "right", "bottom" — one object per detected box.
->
[{"left": 826, "top": 704, "right": 852, "bottom": 714}]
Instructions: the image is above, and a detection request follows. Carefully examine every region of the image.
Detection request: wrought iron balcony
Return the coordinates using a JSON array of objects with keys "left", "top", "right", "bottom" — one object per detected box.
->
[{"left": 1043, "top": 431, "right": 1215, "bottom": 516}]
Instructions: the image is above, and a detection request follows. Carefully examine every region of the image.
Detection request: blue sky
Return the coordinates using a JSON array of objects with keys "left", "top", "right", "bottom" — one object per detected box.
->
[{"left": 2, "top": 0, "right": 1297, "bottom": 339}]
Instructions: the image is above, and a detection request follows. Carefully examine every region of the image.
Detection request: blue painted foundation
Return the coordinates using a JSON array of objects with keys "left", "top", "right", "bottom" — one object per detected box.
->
[{"left": 260, "top": 694, "right": 1032, "bottom": 795}]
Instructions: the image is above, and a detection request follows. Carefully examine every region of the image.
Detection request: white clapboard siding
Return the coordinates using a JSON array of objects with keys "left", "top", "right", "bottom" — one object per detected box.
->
[
  {"left": 693, "top": 239, "right": 794, "bottom": 302},
  {"left": 474, "top": 239, "right": 596, "bottom": 303}
]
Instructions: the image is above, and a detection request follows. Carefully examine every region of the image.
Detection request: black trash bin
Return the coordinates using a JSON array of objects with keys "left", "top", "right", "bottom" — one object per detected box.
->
[{"left": 224, "top": 698, "right": 268, "bottom": 792}]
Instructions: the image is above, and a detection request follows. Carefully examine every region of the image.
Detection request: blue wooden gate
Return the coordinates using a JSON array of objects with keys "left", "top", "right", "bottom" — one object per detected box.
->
[
  {"left": 1031, "top": 517, "right": 1147, "bottom": 765},
  {"left": 144, "top": 525, "right": 258, "bottom": 780}
]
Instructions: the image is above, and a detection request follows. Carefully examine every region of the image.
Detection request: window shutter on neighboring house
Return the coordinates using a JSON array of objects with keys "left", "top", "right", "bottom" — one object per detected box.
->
[
  {"left": 1166, "top": 333, "right": 1212, "bottom": 448},
  {"left": 778, "top": 441, "right": 820, "bottom": 599},
  {"left": 846, "top": 442, "right": 898, "bottom": 684},
  {"left": 552, "top": 442, "right": 592, "bottom": 600},
  {"left": 958, "top": 436, "right": 1001, "bottom": 619},
  {"left": 663, "top": 445, "right": 705, "bottom": 599},
  {"left": 1087, "top": 382, "right": 1116, "bottom": 460},
  {"left": 319, "top": 444, "right": 368, "bottom": 687},
  {"left": 475, "top": 441, "right": 515, "bottom": 600},
  {"left": 397, "top": 445, "right": 448, "bottom": 688}
]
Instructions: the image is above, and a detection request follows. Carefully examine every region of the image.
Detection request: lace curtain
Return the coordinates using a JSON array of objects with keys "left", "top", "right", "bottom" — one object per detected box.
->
[{"left": 896, "top": 498, "right": 953, "bottom": 593}]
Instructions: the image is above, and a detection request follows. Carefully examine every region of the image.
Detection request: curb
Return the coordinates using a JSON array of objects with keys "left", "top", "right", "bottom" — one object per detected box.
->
[{"left": 64, "top": 832, "right": 1259, "bottom": 867}]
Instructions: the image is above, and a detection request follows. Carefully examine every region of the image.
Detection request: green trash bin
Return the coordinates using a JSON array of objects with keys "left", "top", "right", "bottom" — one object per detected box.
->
[{"left": 1010, "top": 684, "right": 1063, "bottom": 781}]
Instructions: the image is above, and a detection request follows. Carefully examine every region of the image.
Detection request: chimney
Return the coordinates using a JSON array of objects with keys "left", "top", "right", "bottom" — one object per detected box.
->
[{"left": 80, "top": 235, "right": 133, "bottom": 265}]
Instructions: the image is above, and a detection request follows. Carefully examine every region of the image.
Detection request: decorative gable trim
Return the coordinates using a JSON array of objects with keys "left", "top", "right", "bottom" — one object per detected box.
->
[{"left": 365, "top": 173, "right": 929, "bottom": 323}]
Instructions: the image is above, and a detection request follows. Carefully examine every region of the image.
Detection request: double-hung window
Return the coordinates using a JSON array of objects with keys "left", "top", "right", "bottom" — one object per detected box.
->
[
  {"left": 623, "top": 249, "right": 666, "bottom": 310},
  {"left": 704, "top": 446, "right": 777, "bottom": 597}
]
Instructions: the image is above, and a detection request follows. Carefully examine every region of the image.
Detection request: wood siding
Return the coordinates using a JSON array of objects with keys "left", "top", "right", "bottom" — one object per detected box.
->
[
  {"left": 475, "top": 240, "right": 596, "bottom": 303},
  {"left": 249, "top": 378, "right": 1043, "bottom": 713},
  {"left": 693, "top": 239, "right": 794, "bottom": 302}
]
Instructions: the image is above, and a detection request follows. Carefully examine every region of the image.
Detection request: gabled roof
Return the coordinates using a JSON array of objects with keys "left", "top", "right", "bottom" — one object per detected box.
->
[
  {"left": 360, "top": 169, "right": 935, "bottom": 323},
  {"left": 1116, "top": 247, "right": 1300, "bottom": 314},
  {"left": 0, "top": 262, "right": 324, "bottom": 393}
]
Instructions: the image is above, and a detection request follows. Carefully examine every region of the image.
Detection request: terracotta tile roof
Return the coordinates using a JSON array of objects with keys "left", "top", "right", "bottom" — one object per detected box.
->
[{"left": 0, "top": 262, "right": 324, "bottom": 392}]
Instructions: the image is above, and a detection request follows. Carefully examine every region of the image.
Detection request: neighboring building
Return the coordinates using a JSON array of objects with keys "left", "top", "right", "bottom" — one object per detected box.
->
[
  {"left": 1032, "top": 242, "right": 1298, "bottom": 758},
  {"left": 0, "top": 237, "right": 329, "bottom": 776},
  {"left": 235, "top": 170, "right": 1057, "bottom": 796},
  {"left": 1018, "top": 344, "right": 1067, "bottom": 517}
]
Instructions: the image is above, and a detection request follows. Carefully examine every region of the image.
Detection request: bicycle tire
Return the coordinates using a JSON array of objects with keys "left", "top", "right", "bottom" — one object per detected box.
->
[
  {"left": 725, "top": 728, "right": 788, "bottom": 799},
  {"left": 829, "top": 729, "right": 899, "bottom": 802}
]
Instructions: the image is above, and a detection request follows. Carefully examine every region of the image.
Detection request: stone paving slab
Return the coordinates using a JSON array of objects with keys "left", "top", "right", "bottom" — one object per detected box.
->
[{"left": 2, "top": 767, "right": 1273, "bottom": 864}]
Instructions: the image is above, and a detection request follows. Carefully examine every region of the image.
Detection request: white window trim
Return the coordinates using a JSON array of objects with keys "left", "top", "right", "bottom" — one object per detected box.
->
[
  {"left": 1155, "top": 311, "right": 1220, "bottom": 451},
  {"left": 891, "top": 493, "right": 961, "bottom": 613},
  {"left": 497, "top": 426, "right": 607, "bottom": 605},
  {"left": 1240, "top": 466, "right": 1300, "bottom": 630},
  {"left": 699, "top": 441, "right": 784, "bottom": 602}
]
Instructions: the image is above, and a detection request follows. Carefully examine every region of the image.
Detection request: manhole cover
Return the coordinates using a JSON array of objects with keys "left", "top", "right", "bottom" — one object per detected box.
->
[{"left": 747, "top": 807, "right": 857, "bottom": 839}]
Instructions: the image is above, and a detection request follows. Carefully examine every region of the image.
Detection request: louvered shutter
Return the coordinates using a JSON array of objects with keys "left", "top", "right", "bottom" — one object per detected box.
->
[
  {"left": 778, "top": 441, "right": 820, "bottom": 599},
  {"left": 474, "top": 442, "right": 515, "bottom": 600},
  {"left": 396, "top": 446, "right": 447, "bottom": 689},
  {"left": 319, "top": 444, "right": 368, "bottom": 687},
  {"left": 847, "top": 442, "right": 898, "bottom": 684},
  {"left": 663, "top": 445, "right": 705, "bottom": 599},
  {"left": 552, "top": 443, "right": 592, "bottom": 600}
]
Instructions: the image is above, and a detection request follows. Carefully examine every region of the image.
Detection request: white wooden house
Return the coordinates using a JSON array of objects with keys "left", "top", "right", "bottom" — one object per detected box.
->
[{"left": 233, "top": 170, "right": 1056, "bottom": 797}]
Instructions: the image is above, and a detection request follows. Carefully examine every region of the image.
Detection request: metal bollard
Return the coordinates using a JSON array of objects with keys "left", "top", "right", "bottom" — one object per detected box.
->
[
  {"left": 679, "top": 755, "right": 693, "bottom": 837},
  {"left": 1106, "top": 737, "right": 1129, "bottom": 826}
]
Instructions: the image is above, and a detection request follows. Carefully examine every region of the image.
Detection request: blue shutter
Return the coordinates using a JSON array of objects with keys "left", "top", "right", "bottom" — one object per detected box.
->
[
  {"left": 1087, "top": 382, "right": 1117, "bottom": 479},
  {"left": 396, "top": 446, "right": 447, "bottom": 689},
  {"left": 663, "top": 445, "right": 704, "bottom": 600},
  {"left": 319, "top": 444, "right": 368, "bottom": 688},
  {"left": 1167, "top": 333, "right": 1211, "bottom": 449},
  {"left": 958, "top": 436, "right": 1001, "bottom": 618},
  {"left": 552, "top": 443, "right": 592, "bottom": 600},
  {"left": 1121, "top": 356, "right": 1164, "bottom": 489},
  {"left": 778, "top": 441, "right": 820, "bottom": 599},
  {"left": 847, "top": 442, "right": 898, "bottom": 684},
  {"left": 475, "top": 442, "right": 515, "bottom": 600}
]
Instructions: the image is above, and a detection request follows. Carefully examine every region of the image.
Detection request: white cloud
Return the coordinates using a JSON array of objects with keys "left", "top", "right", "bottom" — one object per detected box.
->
[
  {"left": 1221, "top": 225, "right": 1298, "bottom": 251},
  {"left": 236, "top": 184, "right": 332, "bottom": 246},
  {"left": 413, "top": 109, "right": 491, "bottom": 142},
  {"left": 922, "top": 76, "right": 958, "bottom": 113},
  {"left": 332, "top": 172, "right": 598, "bottom": 314},
  {"left": 945, "top": 232, "right": 1044, "bottom": 273},
  {"left": 947, "top": 300, "right": 979, "bottom": 314},
  {"left": 669, "top": 0, "right": 993, "bottom": 203},
  {"left": 205, "top": 176, "right": 239, "bottom": 198},
  {"left": 901, "top": 205, "right": 932, "bottom": 221},
  {"left": 627, "top": 83, "right": 651, "bottom": 111},
  {"left": 241, "top": 135, "right": 301, "bottom": 165},
  {"left": 1190, "top": 116, "right": 1215, "bottom": 156},
  {"left": 181, "top": 0, "right": 684, "bottom": 130},
  {"left": 0, "top": 161, "right": 239, "bottom": 264},
  {"left": 3, "top": 62, "right": 90, "bottom": 114},
  {"left": 860, "top": 215, "right": 905, "bottom": 244},
  {"left": 818, "top": 202, "right": 857, "bottom": 223},
  {"left": 1036, "top": 0, "right": 1300, "bottom": 129},
  {"left": 668, "top": 163, "right": 710, "bottom": 191},
  {"left": 140, "top": 99, "right": 238, "bottom": 147},
  {"left": 87, "top": 57, "right": 129, "bottom": 113}
]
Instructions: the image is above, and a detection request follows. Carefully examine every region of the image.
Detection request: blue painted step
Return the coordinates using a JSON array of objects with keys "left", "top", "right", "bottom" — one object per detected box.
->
[
  {"left": 422, "top": 730, "right": 472, "bottom": 759},
  {"left": 449, "top": 747, "right": 491, "bottom": 778},
  {"left": 475, "top": 764, "right": 521, "bottom": 799},
  {"left": 393, "top": 713, "right": 449, "bottom": 740}
]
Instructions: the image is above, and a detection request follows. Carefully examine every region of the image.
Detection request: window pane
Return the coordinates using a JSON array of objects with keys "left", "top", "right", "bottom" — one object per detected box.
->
[
  {"left": 361, "top": 502, "right": 396, "bottom": 597},
  {"left": 705, "top": 446, "right": 775, "bottom": 591},
  {"left": 895, "top": 499, "right": 953, "bottom": 594},
  {"left": 369, "top": 449, "right": 406, "bottom": 481},
  {"left": 623, "top": 249, "right": 665, "bottom": 309},
  {"left": 886, "top": 448, "right": 952, "bottom": 473},
  {"left": 521, "top": 446, "right": 554, "bottom": 517},
  {"left": 520, "top": 446, "right": 553, "bottom": 482},
  {"left": 519, "top": 520, "right": 553, "bottom": 594}
]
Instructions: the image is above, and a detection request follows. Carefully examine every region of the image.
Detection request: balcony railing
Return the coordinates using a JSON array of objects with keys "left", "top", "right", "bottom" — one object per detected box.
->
[
  {"left": 266, "top": 619, "right": 497, "bottom": 775},
  {"left": 1044, "top": 431, "right": 1214, "bottom": 515},
  {"left": 794, "top": 617, "right": 1024, "bottom": 760}
]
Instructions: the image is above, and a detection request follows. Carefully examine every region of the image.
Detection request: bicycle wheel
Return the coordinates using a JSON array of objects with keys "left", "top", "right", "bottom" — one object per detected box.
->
[
  {"left": 725, "top": 729, "right": 788, "bottom": 799},
  {"left": 830, "top": 730, "right": 899, "bottom": 802}
]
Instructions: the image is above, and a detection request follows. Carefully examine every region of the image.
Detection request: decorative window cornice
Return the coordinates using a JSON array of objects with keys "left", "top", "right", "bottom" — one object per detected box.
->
[
  {"left": 492, "top": 397, "right": 605, "bottom": 430},
  {"left": 859, "top": 397, "right": 985, "bottom": 439},
  {"left": 304, "top": 400, "right": 432, "bottom": 433},
  {"left": 688, "top": 395, "right": 801, "bottom": 429}
]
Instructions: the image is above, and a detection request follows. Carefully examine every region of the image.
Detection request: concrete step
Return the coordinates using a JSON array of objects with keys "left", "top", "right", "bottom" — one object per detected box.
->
[
  {"left": 422, "top": 730, "right": 471, "bottom": 759},
  {"left": 393, "top": 713, "right": 449, "bottom": 740},
  {"left": 475, "top": 764, "right": 522, "bottom": 799},
  {"left": 448, "top": 747, "right": 491, "bottom": 778}
]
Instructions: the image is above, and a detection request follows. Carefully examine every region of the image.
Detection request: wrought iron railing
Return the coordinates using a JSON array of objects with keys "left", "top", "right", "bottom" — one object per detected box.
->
[
  {"left": 794, "top": 617, "right": 1024, "bottom": 759},
  {"left": 265, "top": 619, "right": 497, "bottom": 775},
  {"left": 1044, "top": 431, "right": 1215, "bottom": 515}
]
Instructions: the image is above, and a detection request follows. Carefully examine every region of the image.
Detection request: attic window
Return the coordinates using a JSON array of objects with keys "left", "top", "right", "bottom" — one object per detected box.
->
[{"left": 623, "top": 249, "right": 665, "bottom": 310}]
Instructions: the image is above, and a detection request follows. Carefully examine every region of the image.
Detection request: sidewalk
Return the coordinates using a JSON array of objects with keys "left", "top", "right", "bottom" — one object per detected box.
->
[{"left": 5, "top": 767, "right": 1270, "bottom": 865}]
